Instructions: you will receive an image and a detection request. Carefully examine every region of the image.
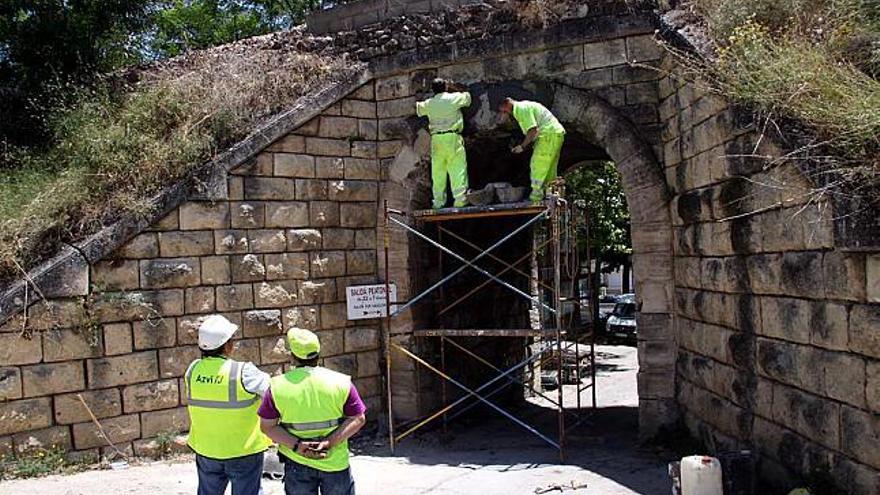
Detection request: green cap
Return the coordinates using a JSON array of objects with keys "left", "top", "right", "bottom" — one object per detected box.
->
[{"left": 287, "top": 327, "right": 320, "bottom": 360}]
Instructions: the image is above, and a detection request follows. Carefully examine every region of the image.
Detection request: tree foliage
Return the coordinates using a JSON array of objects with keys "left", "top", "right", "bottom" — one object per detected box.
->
[{"left": 565, "top": 161, "right": 631, "bottom": 271}]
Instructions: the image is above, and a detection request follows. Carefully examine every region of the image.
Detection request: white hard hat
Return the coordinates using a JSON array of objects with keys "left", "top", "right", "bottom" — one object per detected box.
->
[{"left": 198, "top": 315, "right": 239, "bottom": 350}]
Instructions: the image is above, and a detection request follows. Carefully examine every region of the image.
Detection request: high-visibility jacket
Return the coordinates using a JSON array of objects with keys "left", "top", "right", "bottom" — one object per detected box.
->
[
  {"left": 512, "top": 100, "right": 565, "bottom": 136},
  {"left": 271, "top": 367, "right": 352, "bottom": 472},
  {"left": 185, "top": 357, "right": 271, "bottom": 459},
  {"left": 416, "top": 92, "right": 471, "bottom": 134}
]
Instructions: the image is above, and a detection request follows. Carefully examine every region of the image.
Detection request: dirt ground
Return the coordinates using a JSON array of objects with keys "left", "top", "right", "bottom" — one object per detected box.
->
[{"left": 0, "top": 344, "right": 673, "bottom": 495}]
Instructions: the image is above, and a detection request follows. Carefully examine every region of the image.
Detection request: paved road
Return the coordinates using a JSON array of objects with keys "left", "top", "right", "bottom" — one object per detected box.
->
[{"left": 1, "top": 344, "right": 671, "bottom": 494}]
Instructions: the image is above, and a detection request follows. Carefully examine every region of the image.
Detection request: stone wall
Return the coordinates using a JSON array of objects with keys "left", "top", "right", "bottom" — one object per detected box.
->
[
  {"left": 658, "top": 58, "right": 880, "bottom": 493},
  {"left": 0, "top": 82, "right": 385, "bottom": 460},
  {"left": 307, "top": 0, "right": 481, "bottom": 34}
]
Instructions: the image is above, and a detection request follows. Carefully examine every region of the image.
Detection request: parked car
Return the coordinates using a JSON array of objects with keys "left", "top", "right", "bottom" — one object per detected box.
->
[{"left": 606, "top": 294, "right": 637, "bottom": 342}]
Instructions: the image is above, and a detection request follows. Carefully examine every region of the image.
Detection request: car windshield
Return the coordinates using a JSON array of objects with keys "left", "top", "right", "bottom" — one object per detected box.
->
[{"left": 612, "top": 302, "right": 636, "bottom": 318}]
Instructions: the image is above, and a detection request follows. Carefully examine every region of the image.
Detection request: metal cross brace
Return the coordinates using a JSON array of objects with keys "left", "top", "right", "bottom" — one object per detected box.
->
[
  {"left": 388, "top": 210, "right": 556, "bottom": 316},
  {"left": 393, "top": 342, "right": 561, "bottom": 450}
]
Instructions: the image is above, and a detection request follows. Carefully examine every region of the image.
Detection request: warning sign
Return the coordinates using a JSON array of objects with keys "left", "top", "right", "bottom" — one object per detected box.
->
[{"left": 346, "top": 283, "right": 398, "bottom": 320}]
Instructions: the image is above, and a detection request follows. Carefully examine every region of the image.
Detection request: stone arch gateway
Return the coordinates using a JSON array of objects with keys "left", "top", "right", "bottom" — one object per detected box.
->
[{"left": 0, "top": 10, "right": 877, "bottom": 494}]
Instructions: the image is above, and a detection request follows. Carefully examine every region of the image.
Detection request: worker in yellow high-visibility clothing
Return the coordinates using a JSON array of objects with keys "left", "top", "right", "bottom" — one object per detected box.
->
[
  {"left": 416, "top": 78, "right": 472, "bottom": 209},
  {"left": 498, "top": 97, "right": 566, "bottom": 202},
  {"left": 185, "top": 314, "right": 272, "bottom": 495}
]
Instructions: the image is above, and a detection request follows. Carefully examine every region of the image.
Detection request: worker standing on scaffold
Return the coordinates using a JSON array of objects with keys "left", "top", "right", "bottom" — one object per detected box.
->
[
  {"left": 416, "top": 78, "right": 472, "bottom": 209},
  {"left": 498, "top": 97, "right": 566, "bottom": 203}
]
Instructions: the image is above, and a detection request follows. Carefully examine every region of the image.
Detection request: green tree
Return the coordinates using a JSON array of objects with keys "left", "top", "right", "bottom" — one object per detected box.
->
[{"left": 0, "top": 1, "right": 152, "bottom": 151}]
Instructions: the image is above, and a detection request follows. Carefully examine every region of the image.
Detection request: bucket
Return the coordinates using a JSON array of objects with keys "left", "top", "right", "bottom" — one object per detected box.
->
[{"left": 681, "top": 455, "right": 723, "bottom": 495}]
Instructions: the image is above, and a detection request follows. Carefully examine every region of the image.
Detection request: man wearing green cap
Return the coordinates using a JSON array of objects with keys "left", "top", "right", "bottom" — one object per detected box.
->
[
  {"left": 498, "top": 97, "right": 566, "bottom": 203},
  {"left": 416, "top": 78, "right": 472, "bottom": 209},
  {"left": 259, "top": 328, "right": 366, "bottom": 495}
]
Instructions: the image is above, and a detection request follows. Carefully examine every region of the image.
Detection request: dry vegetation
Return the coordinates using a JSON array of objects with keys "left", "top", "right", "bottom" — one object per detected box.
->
[{"left": 0, "top": 43, "right": 349, "bottom": 282}]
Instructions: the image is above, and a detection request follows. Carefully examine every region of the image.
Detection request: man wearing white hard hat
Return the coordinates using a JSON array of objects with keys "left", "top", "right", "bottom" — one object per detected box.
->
[
  {"left": 185, "top": 314, "right": 272, "bottom": 495},
  {"left": 259, "top": 327, "right": 366, "bottom": 495}
]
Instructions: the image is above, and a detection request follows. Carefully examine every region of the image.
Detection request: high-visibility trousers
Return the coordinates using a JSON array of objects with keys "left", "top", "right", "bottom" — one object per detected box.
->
[
  {"left": 529, "top": 133, "right": 565, "bottom": 202},
  {"left": 430, "top": 132, "right": 469, "bottom": 209}
]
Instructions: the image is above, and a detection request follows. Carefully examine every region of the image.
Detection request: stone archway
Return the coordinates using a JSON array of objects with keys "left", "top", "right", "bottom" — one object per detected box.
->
[{"left": 550, "top": 84, "right": 677, "bottom": 437}]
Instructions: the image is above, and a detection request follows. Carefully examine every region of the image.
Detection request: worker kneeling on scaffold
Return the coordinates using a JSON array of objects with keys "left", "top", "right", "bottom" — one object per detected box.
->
[
  {"left": 498, "top": 97, "right": 566, "bottom": 203},
  {"left": 416, "top": 78, "right": 472, "bottom": 209},
  {"left": 186, "top": 314, "right": 273, "bottom": 495},
  {"left": 259, "top": 328, "right": 367, "bottom": 495}
]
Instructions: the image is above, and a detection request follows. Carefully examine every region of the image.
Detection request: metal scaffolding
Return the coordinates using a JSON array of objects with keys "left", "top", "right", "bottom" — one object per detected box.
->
[{"left": 381, "top": 188, "right": 597, "bottom": 461}]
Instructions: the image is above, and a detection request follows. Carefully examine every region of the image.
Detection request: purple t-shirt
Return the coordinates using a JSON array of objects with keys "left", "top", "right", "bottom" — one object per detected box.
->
[{"left": 257, "top": 384, "right": 366, "bottom": 420}]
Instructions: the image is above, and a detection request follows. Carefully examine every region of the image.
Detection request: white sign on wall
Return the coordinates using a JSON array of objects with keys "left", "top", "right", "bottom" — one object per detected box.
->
[{"left": 346, "top": 283, "right": 398, "bottom": 320}]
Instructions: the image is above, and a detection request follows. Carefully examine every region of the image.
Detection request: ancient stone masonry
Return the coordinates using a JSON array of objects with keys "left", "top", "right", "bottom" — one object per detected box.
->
[{"left": 0, "top": 5, "right": 877, "bottom": 494}]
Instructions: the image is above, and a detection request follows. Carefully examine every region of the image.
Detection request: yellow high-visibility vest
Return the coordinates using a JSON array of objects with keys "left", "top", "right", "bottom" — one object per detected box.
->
[
  {"left": 185, "top": 357, "right": 271, "bottom": 459},
  {"left": 271, "top": 367, "right": 351, "bottom": 472}
]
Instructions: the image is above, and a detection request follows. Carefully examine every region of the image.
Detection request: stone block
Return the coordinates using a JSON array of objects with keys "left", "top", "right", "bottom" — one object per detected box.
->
[
  {"left": 255, "top": 281, "right": 299, "bottom": 309},
  {"left": 626, "top": 34, "right": 664, "bottom": 62},
  {"left": 347, "top": 250, "right": 376, "bottom": 275},
  {"left": 54, "top": 388, "right": 121, "bottom": 424},
  {"left": 0, "top": 397, "right": 51, "bottom": 436},
  {"left": 810, "top": 302, "right": 849, "bottom": 351},
  {"left": 42, "top": 329, "right": 102, "bottom": 362},
  {"left": 868, "top": 360, "right": 880, "bottom": 413},
  {"left": 73, "top": 414, "right": 140, "bottom": 450},
  {"left": 358, "top": 120, "right": 378, "bottom": 141},
  {"left": 355, "top": 230, "right": 376, "bottom": 249},
  {"left": 228, "top": 177, "right": 244, "bottom": 200},
  {"left": 315, "top": 329, "right": 343, "bottom": 356},
  {"left": 350, "top": 83, "right": 374, "bottom": 101},
  {"left": 344, "top": 158, "right": 380, "bottom": 180},
  {"left": 158, "top": 231, "right": 214, "bottom": 257},
  {"left": 247, "top": 229, "right": 288, "bottom": 253},
  {"left": 230, "top": 202, "right": 265, "bottom": 229},
  {"left": 823, "top": 251, "right": 866, "bottom": 302},
  {"left": 140, "top": 258, "right": 201, "bottom": 289},
  {"left": 322, "top": 229, "right": 355, "bottom": 250},
  {"left": 377, "top": 97, "right": 415, "bottom": 119},
  {"left": 309, "top": 201, "right": 341, "bottom": 227},
  {"left": 216, "top": 284, "right": 255, "bottom": 311},
  {"left": 264, "top": 253, "right": 309, "bottom": 280},
  {"left": 356, "top": 351, "right": 379, "bottom": 377},
  {"left": 88, "top": 351, "right": 157, "bottom": 388},
  {"left": 158, "top": 346, "right": 199, "bottom": 378},
  {"left": 341, "top": 99, "right": 376, "bottom": 119},
  {"left": 283, "top": 306, "right": 319, "bottom": 330},
  {"left": 179, "top": 202, "right": 230, "bottom": 230},
  {"left": 868, "top": 255, "right": 880, "bottom": 303},
  {"left": 0, "top": 367, "right": 21, "bottom": 401},
  {"left": 340, "top": 203, "right": 377, "bottom": 228},
  {"left": 840, "top": 405, "right": 880, "bottom": 469},
  {"left": 265, "top": 202, "right": 309, "bottom": 228},
  {"left": 22, "top": 361, "right": 84, "bottom": 397},
  {"left": 142, "top": 406, "right": 190, "bottom": 437},
  {"left": 306, "top": 137, "right": 350, "bottom": 157},
  {"left": 850, "top": 304, "right": 880, "bottom": 359},
  {"left": 351, "top": 141, "right": 378, "bottom": 159},
  {"left": 757, "top": 338, "right": 799, "bottom": 386},
  {"left": 329, "top": 180, "right": 378, "bottom": 202},
  {"left": 780, "top": 251, "right": 824, "bottom": 298},
  {"left": 316, "top": 157, "right": 345, "bottom": 179},
  {"left": 244, "top": 177, "right": 297, "bottom": 200},
  {"left": 267, "top": 134, "right": 305, "bottom": 153},
  {"left": 310, "top": 251, "right": 346, "bottom": 278},
  {"left": 233, "top": 153, "right": 273, "bottom": 176},
  {"left": 214, "top": 230, "right": 250, "bottom": 254},
  {"left": 0, "top": 333, "right": 42, "bottom": 365},
  {"left": 319, "top": 116, "right": 358, "bottom": 139},
  {"left": 185, "top": 286, "right": 215, "bottom": 314},
  {"left": 299, "top": 280, "right": 336, "bottom": 305},
  {"left": 259, "top": 335, "right": 290, "bottom": 364},
  {"left": 747, "top": 254, "right": 782, "bottom": 295},
  {"left": 345, "top": 327, "right": 379, "bottom": 353},
  {"left": 320, "top": 303, "right": 348, "bottom": 329},
  {"left": 90, "top": 289, "right": 184, "bottom": 322},
  {"left": 295, "top": 179, "right": 328, "bottom": 201},
  {"left": 132, "top": 318, "right": 176, "bottom": 349},
  {"left": 175, "top": 315, "right": 203, "bottom": 345},
  {"left": 13, "top": 426, "right": 71, "bottom": 454},
  {"left": 26, "top": 299, "right": 87, "bottom": 330},
  {"left": 231, "top": 254, "right": 266, "bottom": 283},
  {"left": 274, "top": 153, "right": 315, "bottom": 178},
  {"left": 324, "top": 354, "right": 357, "bottom": 376},
  {"left": 115, "top": 233, "right": 159, "bottom": 259},
  {"left": 820, "top": 351, "right": 866, "bottom": 408},
  {"left": 122, "top": 379, "right": 179, "bottom": 413},
  {"left": 91, "top": 259, "right": 139, "bottom": 290},
  {"left": 146, "top": 210, "right": 179, "bottom": 232},
  {"left": 242, "top": 310, "right": 282, "bottom": 337},
  {"left": 288, "top": 229, "right": 322, "bottom": 251},
  {"left": 626, "top": 82, "right": 658, "bottom": 105},
  {"left": 760, "top": 297, "right": 811, "bottom": 344},
  {"left": 201, "top": 256, "right": 231, "bottom": 285},
  {"left": 230, "top": 338, "right": 261, "bottom": 364},
  {"left": 376, "top": 74, "right": 411, "bottom": 100}
]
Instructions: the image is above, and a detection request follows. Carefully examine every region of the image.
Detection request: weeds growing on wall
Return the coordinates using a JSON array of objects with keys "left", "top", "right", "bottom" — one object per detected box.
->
[
  {"left": 0, "top": 446, "right": 88, "bottom": 480},
  {"left": 0, "top": 50, "right": 347, "bottom": 283},
  {"left": 681, "top": 0, "right": 880, "bottom": 198}
]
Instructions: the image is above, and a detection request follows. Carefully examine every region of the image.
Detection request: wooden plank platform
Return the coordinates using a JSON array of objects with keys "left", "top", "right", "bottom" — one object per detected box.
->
[
  {"left": 413, "top": 328, "right": 557, "bottom": 337},
  {"left": 412, "top": 201, "right": 547, "bottom": 222}
]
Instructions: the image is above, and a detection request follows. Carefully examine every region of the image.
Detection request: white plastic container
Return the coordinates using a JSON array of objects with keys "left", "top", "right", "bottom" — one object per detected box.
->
[{"left": 681, "top": 455, "right": 723, "bottom": 495}]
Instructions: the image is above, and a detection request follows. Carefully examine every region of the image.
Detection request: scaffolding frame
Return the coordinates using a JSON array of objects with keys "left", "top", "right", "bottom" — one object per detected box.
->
[{"left": 382, "top": 192, "right": 597, "bottom": 461}]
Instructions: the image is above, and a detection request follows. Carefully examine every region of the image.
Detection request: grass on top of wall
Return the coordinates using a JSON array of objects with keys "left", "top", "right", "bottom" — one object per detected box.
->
[
  {"left": 0, "top": 49, "right": 347, "bottom": 284},
  {"left": 682, "top": 0, "right": 880, "bottom": 195}
]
